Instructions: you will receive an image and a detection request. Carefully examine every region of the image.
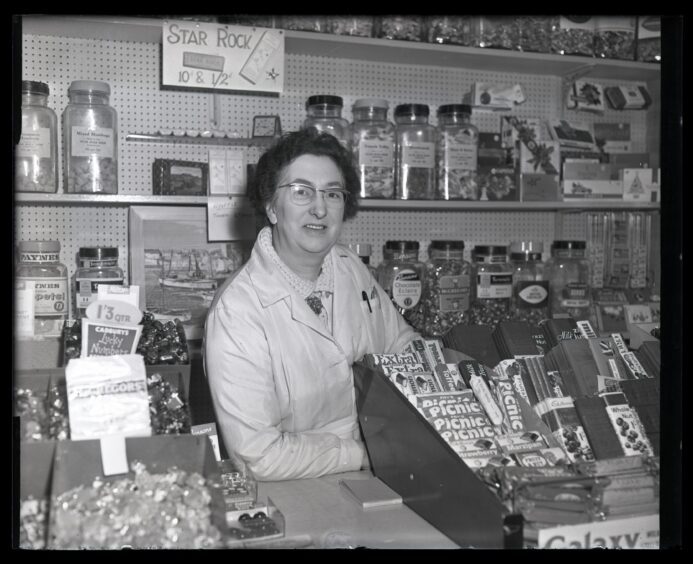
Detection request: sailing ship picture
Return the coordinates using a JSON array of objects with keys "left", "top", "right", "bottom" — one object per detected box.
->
[
  {"left": 143, "top": 244, "right": 247, "bottom": 337},
  {"left": 130, "top": 205, "right": 254, "bottom": 341}
]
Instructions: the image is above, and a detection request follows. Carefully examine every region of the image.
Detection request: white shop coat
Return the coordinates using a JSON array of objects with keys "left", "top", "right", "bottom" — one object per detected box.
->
[{"left": 203, "top": 233, "right": 418, "bottom": 481}]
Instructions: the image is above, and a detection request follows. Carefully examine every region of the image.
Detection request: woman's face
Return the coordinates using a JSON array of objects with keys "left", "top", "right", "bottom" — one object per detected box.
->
[{"left": 267, "top": 154, "right": 346, "bottom": 265}]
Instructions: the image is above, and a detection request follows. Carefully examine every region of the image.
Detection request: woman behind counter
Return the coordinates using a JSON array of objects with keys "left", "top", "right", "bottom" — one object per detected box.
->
[{"left": 204, "top": 128, "right": 419, "bottom": 481}]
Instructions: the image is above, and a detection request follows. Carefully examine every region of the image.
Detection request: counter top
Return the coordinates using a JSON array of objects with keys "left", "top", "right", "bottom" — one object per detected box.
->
[{"left": 255, "top": 471, "right": 459, "bottom": 549}]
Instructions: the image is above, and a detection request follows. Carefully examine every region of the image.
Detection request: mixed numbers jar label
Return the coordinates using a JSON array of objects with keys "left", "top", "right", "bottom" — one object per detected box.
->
[{"left": 70, "top": 127, "right": 115, "bottom": 157}]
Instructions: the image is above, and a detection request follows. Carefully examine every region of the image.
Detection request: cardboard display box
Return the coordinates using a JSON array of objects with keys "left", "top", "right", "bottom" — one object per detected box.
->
[
  {"left": 520, "top": 173, "right": 561, "bottom": 202},
  {"left": 47, "top": 435, "right": 228, "bottom": 547}
]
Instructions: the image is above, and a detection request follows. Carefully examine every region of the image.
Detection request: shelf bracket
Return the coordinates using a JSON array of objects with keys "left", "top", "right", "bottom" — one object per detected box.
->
[{"left": 209, "top": 93, "right": 222, "bottom": 130}]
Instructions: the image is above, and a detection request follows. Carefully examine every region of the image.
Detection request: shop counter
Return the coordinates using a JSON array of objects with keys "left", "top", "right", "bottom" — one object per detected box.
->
[{"left": 256, "top": 471, "right": 459, "bottom": 549}]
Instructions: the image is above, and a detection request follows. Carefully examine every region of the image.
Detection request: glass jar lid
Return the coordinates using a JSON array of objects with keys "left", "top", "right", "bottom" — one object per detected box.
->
[
  {"left": 394, "top": 103, "right": 429, "bottom": 118},
  {"left": 18, "top": 240, "right": 60, "bottom": 253},
  {"left": 68, "top": 80, "right": 111, "bottom": 95},
  {"left": 430, "top": 240, "right": 465, "bottom": 252},
  {"left": 353, "top": 98, "right": 389, "bottom": 110},
  {"left": 22, "top": 80, "right": 49, "bottom": 96},
  {"left": 437, "top": 104, "right": 472, "bottom": 116},
  {"left": 385, "top": 240, "right": 419, "bottom": 252},
  {"left": 551, "top": 240, "right": 586, "bottom": 251},
  {"left": 307, "top": 94, "right": 343, "bottom": 107},
  {"left": 79, "top": 246, "right": 119, "bottom": 260}
]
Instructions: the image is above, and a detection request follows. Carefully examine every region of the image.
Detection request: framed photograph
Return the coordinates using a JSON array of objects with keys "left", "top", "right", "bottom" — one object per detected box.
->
[
  {"left": 129, "top": 206, "right": 252, "bottom": 340},
  {"left": 252, "top": 115, "right": 282, "bottom": 138},
  {"left": 153, "top": 159, "right": 209, "bottom": 196}
]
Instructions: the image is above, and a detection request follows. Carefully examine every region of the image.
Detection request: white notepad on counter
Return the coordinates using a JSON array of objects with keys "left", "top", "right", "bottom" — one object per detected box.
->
[{"left": 339, "top": 477, "right": 403, "bottom": 510}]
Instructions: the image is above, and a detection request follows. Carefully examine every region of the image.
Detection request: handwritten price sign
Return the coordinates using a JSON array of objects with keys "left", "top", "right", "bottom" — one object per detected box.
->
[{"left": 162, "top": 19, "right": 285, "bottom": 93}]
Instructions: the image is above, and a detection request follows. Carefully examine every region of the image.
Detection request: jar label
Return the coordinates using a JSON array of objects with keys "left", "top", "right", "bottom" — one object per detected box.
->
[
  {"left": 76, "top": 278, "right": 125, "bottom": 310},
  {"left": 393, "top": 269, "right": 422, "bottom": 310},
  {"left": 560, "top": 283, "right": 591, "bottom": 307},
  {"left": 17, "top": 127, "right": 51, "bottom": 159},
  {"left": 442, "top": 138, "right": 477, "bottom": 171},
  {"left": 17, "top": 276, "right": 68, "bottom": 316},
  {"left": 71, "top": 126, "right": 115, "bottom": 157},
  {"left": 438, "top": 274, "right": 470, "bottom": 312},
  {"left": 401, "top": 142, "right": 435, "bottom": 168},
  {"left": 79, "top": 259, "right": 119, "bottom": 268},
  {"left": 516, "top": 280, "right": 549, "bottom": 308},
  {"left": 359, "top": 139, "right": 394, "bottom": 167},
  {"left": 15, "top": 280, "right": 35, "bottom": 338},
  {"left": 476, "top": 272, "right": 512, "bottom": 299},
  {"left": 19, "top": 252, "right": 60, "bottom": 263}
]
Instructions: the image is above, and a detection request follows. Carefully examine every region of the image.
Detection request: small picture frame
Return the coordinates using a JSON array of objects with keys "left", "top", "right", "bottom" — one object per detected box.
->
[
  {"left": 153, "top": 159, "right": 208, "bottom": 196},
  {"left": 252, "top": 115, "right": 282, "bottom": 138}
]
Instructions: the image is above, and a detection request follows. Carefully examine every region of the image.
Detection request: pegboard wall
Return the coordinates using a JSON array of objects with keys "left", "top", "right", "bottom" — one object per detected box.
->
[{"left": 17, "top": 27, "right": 656, "bottom": 287}]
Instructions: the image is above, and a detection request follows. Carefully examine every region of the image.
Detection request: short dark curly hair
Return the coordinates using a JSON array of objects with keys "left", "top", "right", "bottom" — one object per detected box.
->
[{"left": 249, "top": 128, "right": 360, "bottom": 221}]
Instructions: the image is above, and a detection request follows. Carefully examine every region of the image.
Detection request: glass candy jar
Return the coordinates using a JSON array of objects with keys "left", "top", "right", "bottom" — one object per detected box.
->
[
  {"left": 545, "top": 240, "right": 592, "bottom": 320},
  {"left": 394, "top": 104, "right": 436, "bottom": 200},
  {"left": 303, "top": 94, "right": 350, "bottom": 149},
  {"left": 16, "top": 240, "right": 69, "bottom": 338},
  {"left": 63, "top": 80, "right": 118, "bottom": 193},
  {"left": 350, "top": 98, "right": 395, "bottom": 199},
  {"left": 436, "top": 104, "right": 479, "bottom": 200},
  {"left": 16, "top": 81, "right": 58, "bottom": 193},
  {"left": 422, "top": 240, "right": 471, "bottom": 337},
  {"left": 376, "top": 241, "right": 425, "bottom": 331},
  {"left": 509, "top": 241, "right": 549, "bottom": 325},
  {"left": 470, "top": 245, "right": 513, "bottom": 327}
]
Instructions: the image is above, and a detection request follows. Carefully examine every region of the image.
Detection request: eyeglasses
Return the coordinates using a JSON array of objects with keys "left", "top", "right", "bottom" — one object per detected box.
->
[{"left": 278, "top": 183, "right": 349, "bottom": 208}]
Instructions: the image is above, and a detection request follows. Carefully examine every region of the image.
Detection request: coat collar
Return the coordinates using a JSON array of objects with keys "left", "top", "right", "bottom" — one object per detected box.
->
[{"left": 247, "top": 231, "right": 354, "bottom": 341}]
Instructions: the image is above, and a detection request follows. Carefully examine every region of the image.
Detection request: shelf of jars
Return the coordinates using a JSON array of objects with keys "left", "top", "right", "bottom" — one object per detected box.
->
[
  {"left": 15, "top": 192, "right": 660, "bottom": 211},
  {"left": 21, "top": 15, "right": 660, "bottom": 82}
]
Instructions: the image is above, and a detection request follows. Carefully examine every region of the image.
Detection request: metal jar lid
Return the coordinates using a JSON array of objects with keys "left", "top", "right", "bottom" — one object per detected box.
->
[
  {"left": 394, "top": 103, "right": 429, "bottom": 118},
  {"left": 307, "top": 94, "right": 343, "bottom": 107},
  {"left": 385, "top": 240, "right": 419, "bottom": 252},
  {"left": 551, "top": 240, "right": 586, "bottom": 250},
  {"left": 430, "top": 240, "right": 465, "bottom": 252},
  {"left": 437, "top": 104, "right": 472, "bottom": 116},
  {"left": 79, "top": 246, "right": 119, "bottom": 260},
  {"left": 472, "top": 245, "right": 507, "bottom": 256}
]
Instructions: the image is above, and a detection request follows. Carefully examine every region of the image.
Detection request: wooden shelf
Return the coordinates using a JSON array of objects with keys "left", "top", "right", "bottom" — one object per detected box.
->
[
  {"left": 21, "top": 15, "right": 660, "bottom": 82},
  {"left": 15, "top": 192, "right": 659, "bottom": 211},
  {"left": 126, "top": 134, "right": 275, "bottom": 146},
  {"left": 14, "top": 194, "right": 210, "bottom": 206}
]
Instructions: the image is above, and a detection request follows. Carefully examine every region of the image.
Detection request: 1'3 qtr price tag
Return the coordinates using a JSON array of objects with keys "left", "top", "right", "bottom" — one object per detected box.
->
[{"left": 86, "top": 299, "right": 142, "bottom": 327}]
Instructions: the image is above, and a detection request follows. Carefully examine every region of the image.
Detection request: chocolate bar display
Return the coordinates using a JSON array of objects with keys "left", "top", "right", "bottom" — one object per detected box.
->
[
  {"left": 442, "top": 324, "right": 502, "bottom": 369},
  {"left": 493, "top": 321, "right": 547, "bottom": 359},
  {"left": 574, "top": 396, "right": 625, "bottom": 459},
  {"left": 534, "top": 397, "right": 595, "bottom": 463},
  {"left": 540, "top": 318, "right": 583, "bottom": 349}
]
